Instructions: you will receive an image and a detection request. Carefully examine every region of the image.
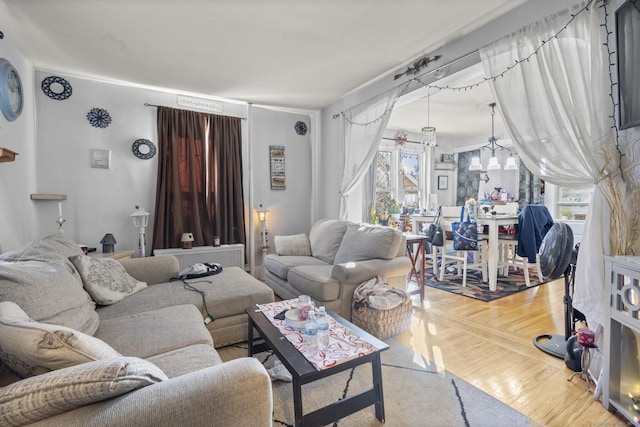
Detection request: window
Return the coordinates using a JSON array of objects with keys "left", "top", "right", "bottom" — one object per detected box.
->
[{"left": 374, "top": 140, "right": 425, "bottom": 214}]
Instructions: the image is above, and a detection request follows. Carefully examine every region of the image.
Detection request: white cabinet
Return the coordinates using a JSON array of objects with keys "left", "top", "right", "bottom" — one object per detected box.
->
[
  {"left": 556, "top": 186, "right": 592, "bottom": 220},
  {"left": 603, "top": 256, "right": 640, "bottom": 425}
]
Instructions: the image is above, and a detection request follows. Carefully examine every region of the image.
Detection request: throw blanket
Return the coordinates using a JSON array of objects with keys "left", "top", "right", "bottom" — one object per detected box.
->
[{"left": 353, "top": 277, "right": 407, "bottom": 310}]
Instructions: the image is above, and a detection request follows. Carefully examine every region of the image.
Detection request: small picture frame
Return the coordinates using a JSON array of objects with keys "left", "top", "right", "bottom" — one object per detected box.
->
[
  {"left": 437, "top": 175, "right": 448, "bottom": 190},
  {"left": 441, "top": 153, "right": 455, "bottom": 163}
]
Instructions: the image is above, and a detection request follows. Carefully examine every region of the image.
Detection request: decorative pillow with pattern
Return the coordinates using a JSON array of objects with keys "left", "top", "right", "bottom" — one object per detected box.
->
[
  {"left": 0, "top": 356, "right": 168, "bottom": 426},
  {"left": 0, "top": 301, "right": 121, "bottom": 378},
  {"left": 70, "top": 254, "right": 147, "bottom": 305},
  {"left": 274, "top": 234, "right": 312, "bottom": 256}
]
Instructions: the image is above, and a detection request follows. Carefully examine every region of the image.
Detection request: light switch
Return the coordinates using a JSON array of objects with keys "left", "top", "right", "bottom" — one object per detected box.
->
[{"left": 91, "top": 149, "right": 111, "bottom": 169}]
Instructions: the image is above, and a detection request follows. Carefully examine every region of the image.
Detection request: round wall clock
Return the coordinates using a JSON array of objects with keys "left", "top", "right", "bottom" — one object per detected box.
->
[
  {"left": 0, "top": 58, "right": 23, "bottom": 122},
  {"left": 132, "top": 139, "right": 156, "bottom": 160},
  {"left": 41, "top": 76, "right": 73, "bottom": 100},
  {"left": 294, "top": 121, "right": 307, "bottom": 135}
]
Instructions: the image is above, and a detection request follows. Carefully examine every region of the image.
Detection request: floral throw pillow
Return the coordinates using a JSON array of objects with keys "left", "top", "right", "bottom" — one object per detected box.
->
[{"left": 70, "top": 255, "right": 147, "bottom": 305}]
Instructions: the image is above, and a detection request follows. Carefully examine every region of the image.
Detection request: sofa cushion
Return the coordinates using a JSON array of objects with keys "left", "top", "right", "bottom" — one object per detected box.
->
[
  {"left": 0, "top": 302, "right": 121, "bottom": 378},
  {"left": 0, "top": 357, "right": 167, "bottom": 426},
  {"left": 0, "top": 258, "right": 99, "bottom": 335},
  {"left": 263, "top": 254, "right": 328, "bottom": 281},
  {"left": 94, "top": 305, "right": 213, "bottom": 359},
  {"left": 70, "top": 254, "right": 147, "bottom": 305},
  {"left": 96, "top": 267, "right": 273, "bottom": 324},
  {"left": 308, "top": 219, "right": 350, "bottom": 264},
  {"left": 287, "top": 265, "right": 340, "bottom": 301},
  {"left": 274, "top": 233, "right": 312, "bottom": 256},
  {"left": 146, "top": 344, "right": 223, "bottom": 378},
  {"left": 334, "top": 224, "right": 403, "bottom": 265}
]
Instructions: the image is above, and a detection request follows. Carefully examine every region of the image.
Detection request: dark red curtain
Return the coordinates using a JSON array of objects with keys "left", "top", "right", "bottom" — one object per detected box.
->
[{"left": 152, "top": 106, "right": 245, "bottom": 250}]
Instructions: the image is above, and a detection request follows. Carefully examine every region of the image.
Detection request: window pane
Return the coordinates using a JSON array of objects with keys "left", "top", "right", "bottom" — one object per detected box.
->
[
  {"left": 400, "top": 152, "right": 420, "bottom": 207},
  {"left": 376, "top": 151, "right": 391, "bottom": 189}
]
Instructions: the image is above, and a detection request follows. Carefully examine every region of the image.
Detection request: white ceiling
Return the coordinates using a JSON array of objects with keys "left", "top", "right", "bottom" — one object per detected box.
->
[{"left": 0, "top": 0, "right": 525, "bottom": 112}]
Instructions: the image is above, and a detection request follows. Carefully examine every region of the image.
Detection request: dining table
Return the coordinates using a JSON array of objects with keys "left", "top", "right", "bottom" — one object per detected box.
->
[{"left": 476, "top": 214, "right": 519, "bottom": 291}]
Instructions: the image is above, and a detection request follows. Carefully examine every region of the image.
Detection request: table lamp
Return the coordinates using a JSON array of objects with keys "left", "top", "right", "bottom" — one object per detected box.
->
[
  {"left": 130, "top": 206, "right": 150, "bottom": 257},
  {"left": 181, "top": 233, "right": 194, "bottom": 249}
]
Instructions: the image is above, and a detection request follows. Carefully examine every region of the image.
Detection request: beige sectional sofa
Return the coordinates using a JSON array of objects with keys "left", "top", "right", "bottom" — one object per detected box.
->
[
  {"left": 0, "top": 234, "right": 274, "bottom": 426},
  {"left": 263, "top": 219, "right": 412, "bottom": 320}
]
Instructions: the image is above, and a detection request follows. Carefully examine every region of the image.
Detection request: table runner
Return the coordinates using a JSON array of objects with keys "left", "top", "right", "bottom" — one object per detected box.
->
[{"left": 255, "top": 299, "right": 376, "bottom": 370}]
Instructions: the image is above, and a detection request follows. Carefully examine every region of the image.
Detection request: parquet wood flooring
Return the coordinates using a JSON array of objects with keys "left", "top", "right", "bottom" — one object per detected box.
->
[{"left": 395, "top": 279, "right": 630, "bottom": 427}]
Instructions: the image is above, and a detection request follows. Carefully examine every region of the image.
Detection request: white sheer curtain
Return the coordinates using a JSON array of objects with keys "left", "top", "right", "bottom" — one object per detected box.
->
[
  {"left": 339, "top": 87, "right": 399, "bottom": 222},
  {"left": 480, "top": 0, "right": 625, "bottom": 329}
]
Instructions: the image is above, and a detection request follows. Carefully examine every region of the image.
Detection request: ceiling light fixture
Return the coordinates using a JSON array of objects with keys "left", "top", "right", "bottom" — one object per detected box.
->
[
  {"left": 421, "top": 91, "right": 436, "bottom": 147},
  {"left": 469, "top": 103, "right": 517, "bottom": 171}
]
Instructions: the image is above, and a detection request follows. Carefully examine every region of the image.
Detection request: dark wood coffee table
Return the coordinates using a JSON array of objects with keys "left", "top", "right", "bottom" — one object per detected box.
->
[{"left": 246, "top": 305, "right": 388, "bottom": 426}]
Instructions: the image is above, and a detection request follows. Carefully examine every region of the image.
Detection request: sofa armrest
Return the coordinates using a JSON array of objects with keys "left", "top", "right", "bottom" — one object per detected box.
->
[
  {"left": 32, "top": 357, "right": 272, "bottom": 427},
  {"left": 118, "top": 256, "right": 180, "bottom": 285},
  {"left": 331, "top": 256, "right": 412, "bottom": 284}
]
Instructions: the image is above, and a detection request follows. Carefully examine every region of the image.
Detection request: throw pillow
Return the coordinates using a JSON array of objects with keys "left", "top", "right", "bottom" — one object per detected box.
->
[
  {"left": 0, "top": 258, "right": 99, "bottom": 335},
  {"left": 0, "top": 301, "right": 121, "bottom": 378},
  {"left": 274, "top": 234, "right": 312, "bottom": 256},
  {"left": 0, "top": 357, "right": 168, "bottom": 426},
  {"left": 70, "top": 254, "right": 147, "bottom": 305}
]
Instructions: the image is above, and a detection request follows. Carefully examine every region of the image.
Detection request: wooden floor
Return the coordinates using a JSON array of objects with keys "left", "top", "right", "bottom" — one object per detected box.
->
[{"left": 394, "top": 279, "right": 631, "bottom": 427}]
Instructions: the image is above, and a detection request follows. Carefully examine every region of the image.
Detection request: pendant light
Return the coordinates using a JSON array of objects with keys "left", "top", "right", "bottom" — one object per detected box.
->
[
  {"left": 469, "top": 103, "right": 517, "bottom": 171},
  {"left": 421, "top": 91, "right": 436, "bottom": 147}
]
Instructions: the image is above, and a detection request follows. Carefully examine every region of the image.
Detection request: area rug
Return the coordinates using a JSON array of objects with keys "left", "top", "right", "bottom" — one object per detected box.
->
[
  {"left": 218, "top": 338, "right": 529, "bottom": 426},
  {"left": 415, "top": 267, "right": 548, "bottom": 302}
]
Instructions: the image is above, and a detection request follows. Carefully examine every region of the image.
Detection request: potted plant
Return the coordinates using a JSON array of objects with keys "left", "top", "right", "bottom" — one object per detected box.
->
[{"left": 387, "top": 199, "right": 402, "bottom": 222}]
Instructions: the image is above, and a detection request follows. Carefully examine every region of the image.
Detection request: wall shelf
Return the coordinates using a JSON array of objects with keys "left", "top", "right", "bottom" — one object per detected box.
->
[
  {"left": 30, "top": 194, "right": 67, "bottom": 200},
  {"left": 0, "top": 148, "right": 18, "bottom": 163}
]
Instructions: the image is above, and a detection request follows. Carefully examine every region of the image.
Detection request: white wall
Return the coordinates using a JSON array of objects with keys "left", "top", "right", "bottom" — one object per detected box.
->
[
  {"left": 249, "top": 106, "right": 312, "bottom": 265},
  {"left": 0, "top": 36, "right": 37, "bottom": 253},
  {"left": 0, "top": 59, "right": 312, "bottom": 266}
]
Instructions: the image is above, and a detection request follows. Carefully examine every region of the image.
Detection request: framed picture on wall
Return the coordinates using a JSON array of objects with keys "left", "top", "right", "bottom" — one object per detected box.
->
[
  {"left": 441, "top": 153, "right": 455, "bottom": 163},
  {"left": 437, "top": 175, "right": 448, "bottom": 190}
]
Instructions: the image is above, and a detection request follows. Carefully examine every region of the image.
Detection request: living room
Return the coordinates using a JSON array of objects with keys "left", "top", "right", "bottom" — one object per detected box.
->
[{"left": 0, "top": 0, "right": 639, "bottom": 425}]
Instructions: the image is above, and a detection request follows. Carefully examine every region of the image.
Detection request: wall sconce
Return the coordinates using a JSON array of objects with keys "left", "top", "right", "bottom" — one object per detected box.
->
[
  {"left": 256, "top": 204, "right": 269, "bottom": 255},
  {"left": 130, "top": 206, "right": 150, "bottom": 257},
  {"left": 181, "top": 233, "right": 194, "bottom": 249},
  {"left": 100, "top": 233, "right": 116, "bottom": 253}
]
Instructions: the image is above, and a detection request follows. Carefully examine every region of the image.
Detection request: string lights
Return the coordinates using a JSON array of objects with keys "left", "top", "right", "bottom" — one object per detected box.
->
[{"left": 336, "top": 1, "right": 594, "bottom": 126}]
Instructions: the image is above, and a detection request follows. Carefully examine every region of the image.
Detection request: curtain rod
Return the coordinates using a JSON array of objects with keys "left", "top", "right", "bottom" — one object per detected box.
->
[
  {"left": 382, "top": 137, "right": 423, "bottom": 144},
  {"left": 144, "top": 103, "right": 247, "bottom": 120},
  {"left": 332, "top": 49, "right": 480, "bottom": 119}
]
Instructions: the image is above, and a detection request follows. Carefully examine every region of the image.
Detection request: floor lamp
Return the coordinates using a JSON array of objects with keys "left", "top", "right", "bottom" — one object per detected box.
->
[{"left": 130, "top": 206, "right": 150, "bottom": 257}]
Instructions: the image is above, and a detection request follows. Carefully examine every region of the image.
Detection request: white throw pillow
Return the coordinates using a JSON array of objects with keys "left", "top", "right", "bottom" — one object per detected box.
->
[
  {"left": 274, "top": 233, "right": 312, "bottom": 256},
  {"left": 0, "top": 357, "right": 168, "bottom": 426},
  {"left": 0, "top": 301, "right": 121, "bottom": 378},
  {"left": 70, "top": 254, "right": 147, "bottom": 305}
]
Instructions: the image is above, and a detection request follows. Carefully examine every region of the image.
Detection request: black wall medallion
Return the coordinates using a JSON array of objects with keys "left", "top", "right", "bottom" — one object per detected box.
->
[
  {"left": 132, "top": 139, "right": 156, "bottom": 160},
  {"left": 294, "top": 121, "right": 308, "bottom": 136},
  {"left": 41, "top": 76, "right": 72, "bottom": 100},
  {"left": 87, "top": 107, "right": 112, "bottom": 128}
]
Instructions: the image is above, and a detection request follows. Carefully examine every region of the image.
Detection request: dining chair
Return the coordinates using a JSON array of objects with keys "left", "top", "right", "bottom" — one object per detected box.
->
[{"left": 437, "top": 206, "right": 488, "bottom": 287}]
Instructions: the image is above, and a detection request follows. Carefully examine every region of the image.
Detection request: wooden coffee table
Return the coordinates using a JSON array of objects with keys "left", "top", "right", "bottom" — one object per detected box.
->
[{"left": 245, "top": 305, "right": 388, "bottom": 427}]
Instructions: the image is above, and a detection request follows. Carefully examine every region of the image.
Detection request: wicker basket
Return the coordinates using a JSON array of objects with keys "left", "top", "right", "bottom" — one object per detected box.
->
[{"left": 352, "top": 297, "right": 412, "bottom": 340}]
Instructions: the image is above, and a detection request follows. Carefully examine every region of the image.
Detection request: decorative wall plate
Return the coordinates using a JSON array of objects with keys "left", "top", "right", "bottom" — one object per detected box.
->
[
  {"left": 132, "top": 139, "right": 156, "bottom": 160},
  {"left": 87, "top": 107, "right": 112, "bottom": 128},
  {"left": 0, "top": 58, "right": 23, "bottom": 121},
  {"left": 41, "top": 76, "right": 72, "bottom": 100},
  {"left": 294, "top": 121, "right": 307, "bottom": 135}
]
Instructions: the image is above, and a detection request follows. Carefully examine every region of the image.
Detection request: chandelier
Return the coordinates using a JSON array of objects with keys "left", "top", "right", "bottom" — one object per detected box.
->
[{"left": 469, "top": 103, "right": 518, "bottom": 171}]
